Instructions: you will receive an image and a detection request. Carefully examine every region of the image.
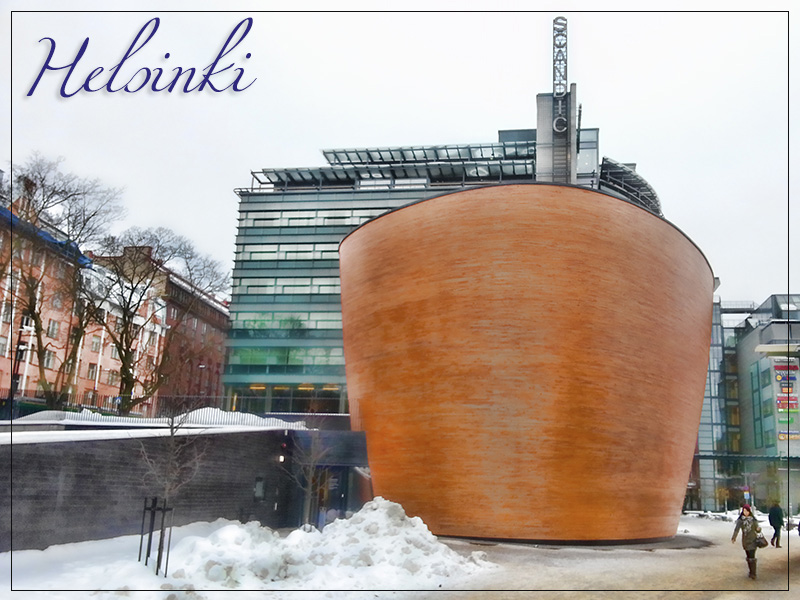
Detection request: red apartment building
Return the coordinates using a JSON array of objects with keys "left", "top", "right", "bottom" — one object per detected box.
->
[
  {"left": 1, "top": 207, "right": 229, "bottom": 417},
  {"left": 157, "top": 273, "right": 229, "bottom": 401}
]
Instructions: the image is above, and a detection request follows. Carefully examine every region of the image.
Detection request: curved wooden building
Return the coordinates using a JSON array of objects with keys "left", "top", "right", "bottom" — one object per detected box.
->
[{"left": 339, "top": 184, "right": 714, "bottom": 542}]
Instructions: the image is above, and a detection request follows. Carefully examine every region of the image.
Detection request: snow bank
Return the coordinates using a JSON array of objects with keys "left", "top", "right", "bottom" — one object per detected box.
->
[
  {"left": 169, "top": 497, "right": 492, "bottom": 592},
  {"left": 3, "top": 497, "right": 493, "bottom": 598}
]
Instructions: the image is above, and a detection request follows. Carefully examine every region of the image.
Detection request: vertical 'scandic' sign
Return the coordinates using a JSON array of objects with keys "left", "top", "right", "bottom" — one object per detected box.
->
[
  {"left": 552, "top": 16, "right": 568, "bottom": 133},
  {"left": 552, "top": 16, "right": 568, "bottom": 96}
]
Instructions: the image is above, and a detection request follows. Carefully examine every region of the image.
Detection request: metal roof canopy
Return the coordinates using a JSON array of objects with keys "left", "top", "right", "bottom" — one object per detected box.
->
[
  {"left": 599, "top": 157, "right": 662, "bottom": 216},
  {"left": 252, "top": 160, "right": 536, "bottom": 188},
  {"left": 321, "top": 141, "right": 536, "bottom": 166}
]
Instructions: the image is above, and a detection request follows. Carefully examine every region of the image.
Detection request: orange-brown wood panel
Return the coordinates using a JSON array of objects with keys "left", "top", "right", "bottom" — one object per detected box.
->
[{"left": 339, "top": 184, "right": 714, "bottom": 542}]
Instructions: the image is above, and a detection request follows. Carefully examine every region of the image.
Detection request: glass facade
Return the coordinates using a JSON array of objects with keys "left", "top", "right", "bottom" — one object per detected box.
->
[
  {"left": 692, "top": 300, "right": 739, "bottom": 510},
  {"left": 226, "top": 186, "right": 462, "bottom": 414},
  {"left": 689, "top": 295, "right": 800, "bottom": 512},
  {"left": 225, "top": 128, "right": 655, "bottom": 415}
]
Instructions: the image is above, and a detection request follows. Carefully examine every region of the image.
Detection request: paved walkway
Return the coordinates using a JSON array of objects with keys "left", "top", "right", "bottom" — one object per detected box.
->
[{"left": 425, "top": 527, "right": 800, "bottom": 599}]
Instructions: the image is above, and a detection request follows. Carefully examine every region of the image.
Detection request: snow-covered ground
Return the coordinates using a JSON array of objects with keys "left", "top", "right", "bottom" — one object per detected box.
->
[
  {"left": 3, "top": 497, "right": 492, "bottom": 599},
  {"left": 3, "top": 501, "right": 798, "bottom": 599}
]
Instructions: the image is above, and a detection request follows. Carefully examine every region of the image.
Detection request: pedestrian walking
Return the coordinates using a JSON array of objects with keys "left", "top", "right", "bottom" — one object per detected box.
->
[
  {"left": 769, "top": 502, "right": 785, "bottom": 548},
  {"left": 731, "top": 504, "right": 763, "bottom": 579}
]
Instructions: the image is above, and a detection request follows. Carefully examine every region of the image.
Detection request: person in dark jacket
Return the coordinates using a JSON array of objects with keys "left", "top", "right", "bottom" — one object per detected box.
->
[
  {"left": 731, "top": 504, "right": 762, "bottom": 579},
  {"left": 769, "top": 502, "right": 785, "bottom": 548}
]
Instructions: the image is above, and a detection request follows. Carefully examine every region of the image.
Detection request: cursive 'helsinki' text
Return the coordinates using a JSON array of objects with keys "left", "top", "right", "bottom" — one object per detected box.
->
[{"left": 27, "top": 17, "right": 256, "bottom": 98}]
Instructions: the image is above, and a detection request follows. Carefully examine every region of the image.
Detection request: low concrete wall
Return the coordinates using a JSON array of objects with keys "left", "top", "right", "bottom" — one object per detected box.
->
[{"left": 2, "top": 429, "right": 366, "bottom": 552}]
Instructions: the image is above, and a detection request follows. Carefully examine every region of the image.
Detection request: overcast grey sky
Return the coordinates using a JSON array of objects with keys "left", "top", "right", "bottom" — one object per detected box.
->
[{"left": 3, "top": 2, "right": 795, "bottom": 305}]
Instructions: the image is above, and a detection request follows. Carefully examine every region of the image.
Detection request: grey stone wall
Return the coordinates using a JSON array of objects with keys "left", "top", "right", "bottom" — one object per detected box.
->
[{"left": 2, "top": 430, "right": 297, "bottom": 552}]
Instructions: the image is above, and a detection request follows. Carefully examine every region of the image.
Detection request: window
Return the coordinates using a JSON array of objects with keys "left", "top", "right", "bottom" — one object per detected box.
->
[
  {"left": 762, "top": 399, "right": 774, "bottom": 417},
  {"left": 107, "top": 370, "right": 119, "bottom": 385},
  {"left": 87, "top": 363, "right": 98, "bottom": 380},
  {"left": 760, "top": 368, "right": 772, "bottom": 389},
  {"left": 254, "top": 477, "right": 265, "bottom": 501},
  {"left": 2, "top": 302, "right": 12, "bottom": 323},
  {"left": 110, "top": 346, "right": 120, "bottom": 360},
  {"left": 32, "top": 248, "right": 45, "bottom": 267},
  {"left": 46, "top": 320, "right": 60, "bottom": 339},
  {"left": 43, "top": 350, "right": 56, "bottom": 369},
  {"left": 91, "top": 335, "right": 101, "bottom": 352}
]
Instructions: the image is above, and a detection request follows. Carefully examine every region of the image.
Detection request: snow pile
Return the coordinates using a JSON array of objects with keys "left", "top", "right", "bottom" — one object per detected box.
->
[
  {"left": 179, "top": 407, "right": 308, "bottom": 429},
  {"left": 169, "top": 497, "right": 492, "bottom": 591},
  {"left": 689, "top": 511, "right": 734, "bottom": 522}
]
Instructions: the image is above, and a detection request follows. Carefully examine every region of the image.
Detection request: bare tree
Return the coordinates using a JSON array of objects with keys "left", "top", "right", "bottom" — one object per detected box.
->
[
  {"left": 10, "top": 153, "right": 125, "bottom": 249},
  {"left": 14, "top": 253, "right": 97, "bottom": 409},
  {"left": 139, "top": 398, "right": 209, "bottom": 504},
  {"left": 90, "top": 227, "right": 228, "bottom": 415},
  {"left": 3, "top": 155, "right": 123, "bottom": 408},
  {"left": 278, "top": 425, "right": 332, "bottom": 526},
  {"left": 138, "top": 397, "right": 209, "bottom": 577}
]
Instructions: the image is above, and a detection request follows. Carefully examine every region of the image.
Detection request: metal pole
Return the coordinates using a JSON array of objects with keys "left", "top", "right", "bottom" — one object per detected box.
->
[
  {"left": 137, "top": 497, "right": 149, "bottom": 562},
  {"left": 144, "top": 496, "right": 157, "bottom": 566},
  {"left": 163, "top": 508, "right": 175, "bottom": 578},
  {"left": 155, "top": 498, "right": 167, "bottom": 575}
]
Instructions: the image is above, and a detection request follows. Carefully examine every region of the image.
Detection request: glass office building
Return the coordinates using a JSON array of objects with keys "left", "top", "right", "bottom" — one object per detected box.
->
[
  {"left": 225, "top": 104, "right": 663, "bottom": 415},
  {"left": 689, "top": 296, "right": 800, "bottom": 511},
  {"left": 689, "top": 299, "right": 746, "bottom": 510}
]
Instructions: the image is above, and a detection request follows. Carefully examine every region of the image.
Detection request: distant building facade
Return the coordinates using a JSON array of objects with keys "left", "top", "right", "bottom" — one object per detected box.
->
[
  {"left": 2, "top": 208, "right": 229, "bottom": 417},
  {"left": 1, "top": 207, "right": 159, "bottom": 415},
  {"left": 735, "top": 296, "right": 799, "bottom": 510},
  {"left": 157, "top": 272, "right": 229, "bottom": 401},
  {"left": 89, "top": 246, "right": 230, "bottom": 411},
  {"left": 689, "top": 295, "right": 799, "bottom": 514}
]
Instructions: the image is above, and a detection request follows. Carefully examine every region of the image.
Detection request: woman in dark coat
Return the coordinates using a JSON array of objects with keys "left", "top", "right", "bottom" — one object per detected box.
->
[{"left": 731, "top": 504, "right": 762, "bottom": 579}]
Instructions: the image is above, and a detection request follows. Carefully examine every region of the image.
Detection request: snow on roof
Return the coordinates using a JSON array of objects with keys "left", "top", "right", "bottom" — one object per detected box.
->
[{"left": 2, "top": 407, "right": 308, "bottom": 445}]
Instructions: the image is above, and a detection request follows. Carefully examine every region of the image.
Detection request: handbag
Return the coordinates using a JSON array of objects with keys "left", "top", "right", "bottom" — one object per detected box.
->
[{"left": 755, "top": 533, "right": 768, "bottom": 548}]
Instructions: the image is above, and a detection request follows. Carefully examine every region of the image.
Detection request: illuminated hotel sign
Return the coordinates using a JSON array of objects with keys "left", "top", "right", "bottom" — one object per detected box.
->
[{"left": 552, "top": 16, "right": 568, "bottom": 133}]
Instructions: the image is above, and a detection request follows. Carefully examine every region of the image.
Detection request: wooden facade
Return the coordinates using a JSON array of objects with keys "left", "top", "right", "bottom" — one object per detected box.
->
[{"left": 339, "top": 184, "right": 714, "bottom": 542}]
